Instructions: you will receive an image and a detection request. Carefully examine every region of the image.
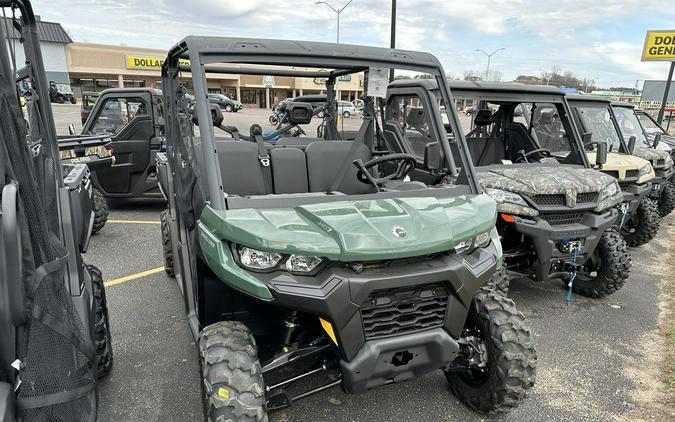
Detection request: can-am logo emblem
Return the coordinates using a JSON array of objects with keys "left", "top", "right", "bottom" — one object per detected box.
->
[{"left": 391, "top": 225, "right": 408, "bottom": 239}]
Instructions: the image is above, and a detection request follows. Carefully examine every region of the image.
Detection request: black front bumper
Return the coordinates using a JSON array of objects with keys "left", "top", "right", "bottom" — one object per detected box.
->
[
  {"left": 340, "top": 328, "right": 459, "bottom": 393},
  {"left": 619, "top": 182, "right": 651, "bottom": 215},
  {"left": 650, "top": 167, "right": 675, "bottom": 198},
  {"left": 261, "top": 242, "right": 501, "bottom": 392},
  {"left": 507, "top": 209, "right": 618, "bottom": 281}
]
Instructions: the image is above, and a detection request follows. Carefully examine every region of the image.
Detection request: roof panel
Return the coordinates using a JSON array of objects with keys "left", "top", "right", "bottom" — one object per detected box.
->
[{"left": 1, "top": 17, "right": 72, "bottom": 43}]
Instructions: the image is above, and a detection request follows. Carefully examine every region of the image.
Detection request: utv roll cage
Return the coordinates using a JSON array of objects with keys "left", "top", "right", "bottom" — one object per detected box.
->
[
  {"left": 161, "top": 36, "right": 482, "bottom": 211},
  {"left": 401, "top": 79, "right": 593, "bottom": 168}
]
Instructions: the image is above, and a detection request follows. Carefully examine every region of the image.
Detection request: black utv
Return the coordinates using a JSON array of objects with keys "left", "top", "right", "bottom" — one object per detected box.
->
[
  {"left": 0, "top": 1, "right": 112, "bottom": 420},
  {"left": 386, "top": 80, "right": 630, "bottom": 299},
  {"left": 158, "top": 36, "right": 536, "bottom": 419},
  {"left": 566, "top": 95, "right": 660, "bottom": 247},
  {"left": 79, "top": 87, "right": 165, "bottom": 199}
]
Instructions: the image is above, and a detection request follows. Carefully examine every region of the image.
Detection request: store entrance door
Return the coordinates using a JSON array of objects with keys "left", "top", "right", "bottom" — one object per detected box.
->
[{"left": 258, "top": 90, "right": 266, "bottom": 108}]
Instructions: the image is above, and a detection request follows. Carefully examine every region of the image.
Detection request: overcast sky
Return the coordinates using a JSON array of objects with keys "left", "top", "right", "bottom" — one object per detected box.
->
[{"left": 29, "top": 0, "right": 675, "bottom": 88}]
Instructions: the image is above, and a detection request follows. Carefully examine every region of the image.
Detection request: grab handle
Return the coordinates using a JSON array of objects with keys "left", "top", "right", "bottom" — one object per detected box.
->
[{"left": 1, "top": 182, "right": 25, "bottom": 326}]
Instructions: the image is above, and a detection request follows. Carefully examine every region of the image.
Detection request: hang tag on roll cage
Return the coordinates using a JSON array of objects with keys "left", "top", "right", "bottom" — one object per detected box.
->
[{"left": 366, "top": 67, "right": 388, "bottom": 98}]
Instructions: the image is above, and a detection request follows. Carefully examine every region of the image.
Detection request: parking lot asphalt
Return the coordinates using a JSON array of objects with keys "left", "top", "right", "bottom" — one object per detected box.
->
[
  {"left": 87, "top": 199, "right": 675, "bottom": 422},
  {"left": 53, "top": 103, "right": 673, "bottom": 421}
]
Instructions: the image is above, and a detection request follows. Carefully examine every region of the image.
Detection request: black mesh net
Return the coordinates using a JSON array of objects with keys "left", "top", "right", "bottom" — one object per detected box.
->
[{"left": 1, "top": 89, "right": 96, "bottom": 420}]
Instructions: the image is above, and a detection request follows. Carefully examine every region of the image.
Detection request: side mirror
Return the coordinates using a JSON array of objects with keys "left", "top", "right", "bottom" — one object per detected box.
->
[
  {"left": 68, "top": 123, "right": 76, "bottom": 136},
  {"left": 627, "top": 135, "right": 636, "bottom": 154},
  {"left": 653, "top": 133, "right": 661, "bottom": 148},
  {"left": 191, "top": 103, "right": 223, "bottom": 127},
  {"left": 581, "top": 132, "right": 592, "bottom": 146},
  {"left": 286, "top": 102, "right": 313, "bottom": 125},
  {"left": 424, "top": 142, "right": 442, "bottom": 171},
  {"left": 596, "top": 142, "right": 608, "bottom": 167}
]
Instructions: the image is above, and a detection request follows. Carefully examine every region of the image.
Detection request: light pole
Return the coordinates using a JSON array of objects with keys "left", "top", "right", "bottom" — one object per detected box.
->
[
  {"left": 315, "top": 0, "right": 354, "bottom": 44},
  {"left": 475, "top": 48, "right": 505, "bottom": 81}
]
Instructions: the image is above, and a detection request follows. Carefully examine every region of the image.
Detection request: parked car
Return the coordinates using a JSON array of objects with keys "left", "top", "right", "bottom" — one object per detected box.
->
[
  {"left": 207, "top": 93, "right": 243, "bottom": 112},
  {"left": 80, "top": 91, "right": 99, "bottom": 124},
  {"left": 49, "top": 81, "right": 76, "bottom": 104},
  {"left": 337, "top": 100, "right": 357, "bottom": 117}
]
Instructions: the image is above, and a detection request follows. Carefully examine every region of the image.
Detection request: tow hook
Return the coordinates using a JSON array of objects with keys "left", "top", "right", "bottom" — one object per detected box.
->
[
  {"left": 561, "top": 240, "right": 581, "bottom": 305},
  {"left": 618, "top": 202, "right": 629, "bottom": 229}
]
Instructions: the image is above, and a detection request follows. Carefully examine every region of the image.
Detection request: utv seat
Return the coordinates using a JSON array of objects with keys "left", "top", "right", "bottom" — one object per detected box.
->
[
  {"left": 304, "top": 141, "right": 374, "bottom": 194},
  {"left": 504, "top": 122, "right": 538, "bottom": 162},
  {"left": 215, "top": 139, "right": 374, "bottom": 196},
  {"left": 275, "top": 137, "right": 322, "bottom": 148},
  {"left": 215, "top": 141, "right": 268, "bottom": 196}
]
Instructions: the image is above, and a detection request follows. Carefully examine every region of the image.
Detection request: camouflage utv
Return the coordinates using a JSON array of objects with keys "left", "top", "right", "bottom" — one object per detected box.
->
[
  {"left": 612, "top": 102, "right": 675, "bottom": 217},
  {"left": 567, "top": 95, "right": 659, "bottom": 247},
  {"left": 386, "top": 80, "right": 629, "bottom": 298}
]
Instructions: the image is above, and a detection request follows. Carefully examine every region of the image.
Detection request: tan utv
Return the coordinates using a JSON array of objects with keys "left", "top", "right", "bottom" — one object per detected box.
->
[{"left": 567, "top": 95, "right": 660, "bottom": 247}]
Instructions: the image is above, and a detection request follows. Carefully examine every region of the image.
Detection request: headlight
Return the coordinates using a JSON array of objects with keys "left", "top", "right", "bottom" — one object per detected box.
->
[
  {"left": 598, "top": 181, "right": 620, "bottom": 202},
  {"left": 285, "top": 254, "right": 324, "bottom": 273},
  {"left": 639, "top": 162, "right": 653, "bottom": 177},
  {"left": 484, "top": 188, "right": 528, "bottom": 206},
  {"left": 455, "top": 231, "right": 491, "bottom": 254},
  {"left": 238, "top": 246, "right": 282, "bottom": 270}
]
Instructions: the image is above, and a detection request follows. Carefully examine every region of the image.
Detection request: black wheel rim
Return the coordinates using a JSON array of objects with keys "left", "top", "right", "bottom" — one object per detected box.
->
[
  {"left": 456, "top": 319, "right": 491, "bottom": 385},
  {"left": 576, "top": 249, "right": 602, "bottom": 281}
]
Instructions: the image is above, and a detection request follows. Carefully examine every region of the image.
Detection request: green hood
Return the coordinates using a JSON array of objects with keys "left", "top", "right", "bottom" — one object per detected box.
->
[{"left": 199, "top": 194, "right": 497, "bottom": 262}]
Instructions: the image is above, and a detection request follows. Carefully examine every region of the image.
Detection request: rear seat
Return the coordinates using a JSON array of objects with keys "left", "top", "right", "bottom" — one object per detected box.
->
[{"left": 215, "top": 139, "right": 374, "bottom": 196}]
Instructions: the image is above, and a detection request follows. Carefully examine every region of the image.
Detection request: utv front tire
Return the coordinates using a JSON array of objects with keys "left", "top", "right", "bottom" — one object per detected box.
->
[
  {"left": 485, "top": 265, "right": 510, "bottom": 296},
  {"left": 160, "top": 209, "right": 174, "bottom": 277},
  {"left": 657, "top": 181, "right": 675, "bottom": 217},
  {"left": 91, "top": 188, "right": 109, "bottom": 234},
  {"left": 445, "top": 289, "right": 537, "bottom": 413},
  {"left": 620, "top": 197, "right": 660, "bottom": 247},
  {"left": 199, "top": 321, "right": 267, "bottom": 422},
  {"left": 87, "top": 264, "right": 113, "bottom": 378},
  {"left": 572, "top": 228, "right": 630, "bottom": 298}
]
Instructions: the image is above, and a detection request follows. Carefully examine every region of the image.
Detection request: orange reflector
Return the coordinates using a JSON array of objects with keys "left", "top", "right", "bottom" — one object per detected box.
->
[
  {"left": 500, "top": 213, "right": 515, "bottom": 223},
  {"left": 319, "top": 318, "right": 338, "bottom": 346}
]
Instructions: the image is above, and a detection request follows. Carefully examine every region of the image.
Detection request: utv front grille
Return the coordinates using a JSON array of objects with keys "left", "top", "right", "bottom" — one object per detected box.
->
[
  {"left": 540, "top": 212, "right": 585, "bottom": 226},
  {"left": 618, "top": 181, "right": 634, "bottom": 190},
  {"left": 626, "top": 169, "right": 640, "bottom": 178},
  {"left": 602, "top": 170, "right": 619, "bottom": 178},
  {"left": 656, "top": 159, "right": 666, "bottom": 168},
  {"left": 360, "top": 283, "right": 448, "bottom": 340},
  {"left": 531, "top": 192, "right": 597, "bottom": 206}
]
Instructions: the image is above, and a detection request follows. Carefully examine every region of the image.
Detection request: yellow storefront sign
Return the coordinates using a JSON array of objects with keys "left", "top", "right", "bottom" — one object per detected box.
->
[
  {"left": 642, "top": 30, "right": 675, "bottom": 61},
  {"left": 126, "top": 55, "right": 190, "bottom": 70}
]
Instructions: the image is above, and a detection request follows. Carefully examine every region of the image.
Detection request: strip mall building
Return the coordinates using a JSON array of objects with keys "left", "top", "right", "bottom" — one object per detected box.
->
[{"left": 66, "top": 42, "right": 364, "bottom": 108}]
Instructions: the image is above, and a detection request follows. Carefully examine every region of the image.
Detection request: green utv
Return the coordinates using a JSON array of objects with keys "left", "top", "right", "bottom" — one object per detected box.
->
[
  {"left": 612, "top": 102, "right": 675, "bottom": 217},
  {"left": 157, "top": 36, "right": 536, "bottom": 419},
  {"left": 386, "top": 80, "right": 629, "bottom": 298},
  {"left": 566, "top": 95, "right": 660, "bottom": 247}
]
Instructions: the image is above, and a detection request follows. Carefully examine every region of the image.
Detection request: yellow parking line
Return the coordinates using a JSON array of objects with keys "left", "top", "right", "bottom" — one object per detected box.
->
[
  {"left": 104, "top": 266, "right": 165, "bottom": 287},
  {"left": 107, "top": 219, "right": 160, "bottom": 225}
]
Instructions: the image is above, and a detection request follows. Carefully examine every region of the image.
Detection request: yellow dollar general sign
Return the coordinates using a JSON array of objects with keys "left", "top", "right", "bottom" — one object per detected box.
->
[
  {"left": 642, "top": 30, "right": 675, "bottom": 61},
  {"left": 126, "top": 55, "right": 190, "bottom": 69}
]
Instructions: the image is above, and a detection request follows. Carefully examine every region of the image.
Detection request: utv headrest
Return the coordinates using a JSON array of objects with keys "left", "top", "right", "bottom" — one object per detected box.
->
[
  {"left": 406, "top": 107, "right": 426, "bottom": 128},
  {"left": 536, "top": 109, "right": 557, "bottom": 126},
  {"left": 473, "top": 109, "right": 493, "bottom": 126}
]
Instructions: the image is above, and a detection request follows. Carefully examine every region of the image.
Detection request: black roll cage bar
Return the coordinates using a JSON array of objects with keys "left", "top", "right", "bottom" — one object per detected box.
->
[{"left": 162, "top": 36, "right": 481, "bottom": 209}]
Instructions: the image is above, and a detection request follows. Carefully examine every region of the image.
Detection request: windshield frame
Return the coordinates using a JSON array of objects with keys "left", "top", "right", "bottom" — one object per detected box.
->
[
  {"left": 162, "top": 36, "right": 481, "bottom": 209},
  {"left": 568, "top": 100, "right": 628, "bottom": 154},
  {"left": 611, "top": 104, "right": 651, "bottom": 149}
]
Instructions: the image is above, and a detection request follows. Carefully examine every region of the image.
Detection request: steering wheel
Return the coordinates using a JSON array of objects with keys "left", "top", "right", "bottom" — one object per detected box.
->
[
  {"left": 516, "top": 148, "right": 551, "bottom": 163},
  {"left": 354, "top": 153, "right": 417, "bottom": 186}
]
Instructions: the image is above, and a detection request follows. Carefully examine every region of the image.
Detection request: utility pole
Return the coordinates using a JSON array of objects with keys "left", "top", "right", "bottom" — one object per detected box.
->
[
  {"left": 657, "top": 62, "right": 674, "bottom": 124},
  {"left": 315, "top": 0, "right": 354, "bottom": 44},
  {"left": 389, "top": 0, "right": 396, "bottom": 82},
  {"left": 475, "top": 48, "right": 505, "bottom": 81}
]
